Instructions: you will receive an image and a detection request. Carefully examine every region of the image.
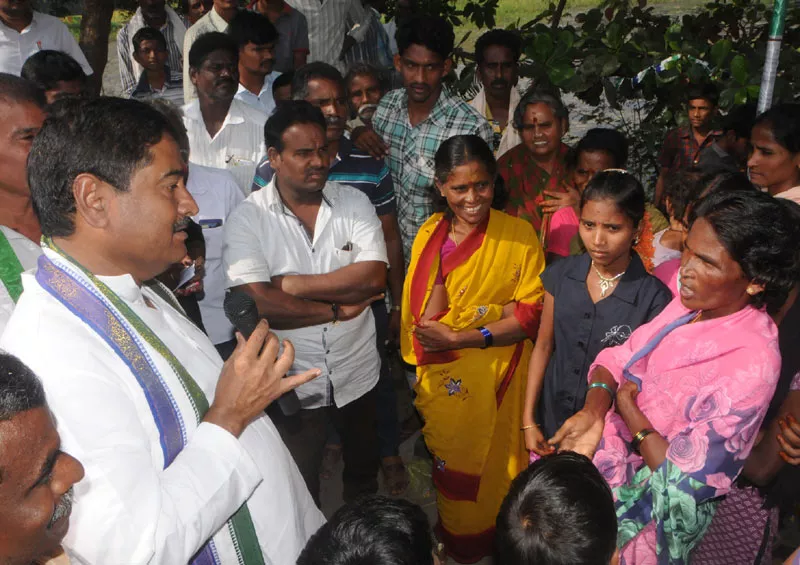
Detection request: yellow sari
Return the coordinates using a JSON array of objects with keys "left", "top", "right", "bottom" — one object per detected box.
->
[{"left": 401, "top": 209, "right": 545, "bottom": 563}]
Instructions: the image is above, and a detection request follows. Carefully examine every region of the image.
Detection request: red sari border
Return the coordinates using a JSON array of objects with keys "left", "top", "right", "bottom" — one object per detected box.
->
[
  {"left": 432, "top": 463, "right": 482, "bottom": 503},
  {"left": 495, "top": 341, "right": 524, "bottom": 407},
  {"left": 435, "top": 521, "right": 495, "bottom": 564},
  {"left": 441, "top": 214, "right": 489, "bottom": 278},
  {"left": 408, "top": 214, "right": 489, "bottom": 367},
  {"left": 514, "top": 301, "right": 543, "bottom": 340}
]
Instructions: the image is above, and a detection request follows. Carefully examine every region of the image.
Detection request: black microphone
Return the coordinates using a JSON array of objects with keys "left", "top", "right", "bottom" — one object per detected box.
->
[{"left": 223, "top": 290, "right": 301, "bottom": 416}]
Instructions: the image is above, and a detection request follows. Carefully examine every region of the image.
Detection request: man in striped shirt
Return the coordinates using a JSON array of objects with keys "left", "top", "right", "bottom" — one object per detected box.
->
[
  {"left": 285, "top": 0, "right": 372, "bottom": 73},
  {"left": 117, "top": 0, "right": 186, "bottom": 97}
]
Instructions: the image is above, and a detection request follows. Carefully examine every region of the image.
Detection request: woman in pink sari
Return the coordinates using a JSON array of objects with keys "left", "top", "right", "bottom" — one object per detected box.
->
[{"left": 550, "top": 189, "right": 800, "bottom": 564}]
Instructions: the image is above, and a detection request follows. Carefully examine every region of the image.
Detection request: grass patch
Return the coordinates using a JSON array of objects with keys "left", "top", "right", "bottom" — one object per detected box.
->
[
  {"left": 454, "top": 0, "right": 708, "bottom": 52},
  {"left": 62, "top": 10, "right": 132, "bottom": 42}
]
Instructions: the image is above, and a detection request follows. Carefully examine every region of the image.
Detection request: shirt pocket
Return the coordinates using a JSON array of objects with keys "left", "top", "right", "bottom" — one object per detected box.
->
[
  {"left": 333, "top": 247, "right": 356, "bottom": 268},
  {"left": 225, "top": 155, "right": 255, "bottom": 169}
]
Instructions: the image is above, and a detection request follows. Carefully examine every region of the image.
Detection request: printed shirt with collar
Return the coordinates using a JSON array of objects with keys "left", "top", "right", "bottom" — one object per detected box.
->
[
  {"left": 130, "top": 64, "right": 185, "bottom": 105},
  {"left": 182, "top": 7, "right": 229, "bottom": 103},
  {"left": 117, "top": 6, "right": 186, "bottom": 97},
  {"left": 234, "top": 71, "right": 281, "bottom": 116},
  {"left": 251, "top": 136, "right": 396, "bottom": 216},
  {"left": 186, "top": 164, "right": 244, "bottom": 345},
  {"left": 182, "top": 97, "right": 267, "bottom": 197},
  {"left": 223, "top": 177, "right": 388, "bottom": 409},
  {"left": 658, "top": 124, "right": 723, "bottom": 172},
  {"left": 0, "top": 11, "right": 92, "bottom": 76},
  {"left": 285, "top": 0, "right": 371, "bottom": 72},
  {"left": 373, "top": 87, "right": 493, "bottom": 259},
  {"left": 537, "top": 252, "right": 671, "bottom": 438}
]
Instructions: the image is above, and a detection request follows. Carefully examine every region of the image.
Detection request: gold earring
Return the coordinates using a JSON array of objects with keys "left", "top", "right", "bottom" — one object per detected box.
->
[{"left": 746, "top": 287, "right": 756, "bottom": 295}]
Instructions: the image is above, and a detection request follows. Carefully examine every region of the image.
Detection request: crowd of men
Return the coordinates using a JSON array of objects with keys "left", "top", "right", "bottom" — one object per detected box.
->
[{"left": 0, "top": 0, "right": 798, "bottom": 564}]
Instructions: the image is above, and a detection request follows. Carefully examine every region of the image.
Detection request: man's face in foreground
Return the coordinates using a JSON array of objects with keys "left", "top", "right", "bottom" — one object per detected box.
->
[{"left": 0, "top": 407, "right": 84, "bottom": 565}]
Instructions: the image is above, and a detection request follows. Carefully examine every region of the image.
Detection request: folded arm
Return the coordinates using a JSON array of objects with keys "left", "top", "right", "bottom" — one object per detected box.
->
[
  {"left": 233, "top": 281, "right": 334, "bottom": 330},
  {"left": 273, "top": 260, "right": 386, "bottom": 304}
]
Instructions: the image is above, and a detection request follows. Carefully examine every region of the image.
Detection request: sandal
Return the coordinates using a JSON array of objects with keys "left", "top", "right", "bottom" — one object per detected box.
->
[
  {"left": 381, "top": 455, "right": 409, "bottom": 496},
  {"left": 320, "top": 444, "right": 342, "bottom": 480},
  {"left": 432, "top": 532, "right": 448, "bottom": 564}
]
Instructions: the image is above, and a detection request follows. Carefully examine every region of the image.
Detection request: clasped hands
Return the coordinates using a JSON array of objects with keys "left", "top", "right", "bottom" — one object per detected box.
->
[
  {"left": 526, "top": 380, "right": 642, "bottom": 459},
  {"left": 413, "top": 320, "right": 460, "bottom": 352}
]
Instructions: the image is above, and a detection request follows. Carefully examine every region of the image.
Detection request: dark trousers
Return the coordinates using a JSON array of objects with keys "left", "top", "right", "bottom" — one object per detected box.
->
[
  {"left": 271, "top": 387, "right": 380, "bottom": 506},
  {"left": 371, "top": 302, "right": 401, "bottom": 458}
]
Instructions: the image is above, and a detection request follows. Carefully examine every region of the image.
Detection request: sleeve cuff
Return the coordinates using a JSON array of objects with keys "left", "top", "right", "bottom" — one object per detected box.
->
[
  {"left": 193, "top": 421, "right": 262, "bottom": 489},
  {"left": 354, "top": 249, "right": 390, "bottom": 265}
]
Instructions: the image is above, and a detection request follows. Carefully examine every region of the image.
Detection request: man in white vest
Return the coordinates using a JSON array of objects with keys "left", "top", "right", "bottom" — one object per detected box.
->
[{"left": 1, "top": 96, "right": 324, "bottom": 564}]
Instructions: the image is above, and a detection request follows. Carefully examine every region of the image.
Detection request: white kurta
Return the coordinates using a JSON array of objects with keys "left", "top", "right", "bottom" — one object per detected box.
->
[{"left": 1, "top": 248, "right": 324, "bottom": 565}]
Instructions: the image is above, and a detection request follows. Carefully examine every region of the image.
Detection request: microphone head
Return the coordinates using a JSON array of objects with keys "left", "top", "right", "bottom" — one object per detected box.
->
[{"left": 223, "top": 290, "right": 258, "bottom": 327}]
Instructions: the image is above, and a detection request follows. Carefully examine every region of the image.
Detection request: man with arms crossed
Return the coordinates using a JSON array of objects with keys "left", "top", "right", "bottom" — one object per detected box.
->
[
  {"left": 225, "top": 101, "right": 387, "bottom": 505},
  {"left": 1, "top": 97, "right": 324, "bottom": 564}
]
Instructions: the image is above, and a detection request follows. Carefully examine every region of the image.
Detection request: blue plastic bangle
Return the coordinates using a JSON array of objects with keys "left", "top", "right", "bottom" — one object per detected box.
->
[
  {"left": 477, "top": 326, "right": 493, "bottom": 348},
  {"left": 588, "top": 381, "right": 615, "bottom": 403}
]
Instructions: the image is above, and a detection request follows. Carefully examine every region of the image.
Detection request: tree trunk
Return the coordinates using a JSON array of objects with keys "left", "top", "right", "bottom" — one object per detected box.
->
[
  {"left": 551, "top": 0, "right": 568, "bottom": 29},
  {"left": 78, "top": 0, "right": 114, "bottom": 95}
]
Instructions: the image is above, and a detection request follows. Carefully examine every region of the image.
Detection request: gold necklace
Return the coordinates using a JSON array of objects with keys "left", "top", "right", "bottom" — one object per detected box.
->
[
  {"left": 591, "top": 261, "right": 626, "bottom": 297},
  {"left": 450, "top": 221, "right": 460, "bottom": 246}
]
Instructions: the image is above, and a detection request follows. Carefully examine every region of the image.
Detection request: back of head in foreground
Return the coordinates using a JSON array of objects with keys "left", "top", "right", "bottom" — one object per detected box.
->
[
  {"left": 297, "top": 495, "right": 435, "bottom": 565},
  {"left": 495, "top": 451, "right": 618, "bottom": 565}
]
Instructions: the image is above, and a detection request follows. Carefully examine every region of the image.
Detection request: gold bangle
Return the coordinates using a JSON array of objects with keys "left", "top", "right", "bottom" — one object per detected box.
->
[
  {"left": 631, "top": 427, "right": 656, "bottom": 454},
  {"left": 520, "top": 424, "right": 536, "bottom": 431}
]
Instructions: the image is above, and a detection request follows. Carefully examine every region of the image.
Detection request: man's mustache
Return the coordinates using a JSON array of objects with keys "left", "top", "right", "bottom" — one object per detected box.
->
[
  {"left": 48, "top": 488, "right": 74, "bottom": 529},
  {"left": 173, "top": 218, "right": 190, "bottom": 233},
  {"left": 491, "top": 79, "right": 508, "bottom": 88},
  {"left": 325, "top": 116, "right": 344, "bottom": 127}
]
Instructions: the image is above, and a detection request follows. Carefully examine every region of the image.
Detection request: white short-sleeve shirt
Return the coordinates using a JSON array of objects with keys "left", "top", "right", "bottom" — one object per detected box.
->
[
  {"left": 182, "top": 98, "right": 267, "bottom": 197},
  {"left": 223, "top": 177, "right": 388, "bottom": 408},
  {"left": 0, "top": 11, "right": 93, "bottom": 76},
  {"left": 187, "top": 164, "right": 245, "bottom": 345},
  {"left": 234, "top": 71, "right": 281, "bottom": 117}
]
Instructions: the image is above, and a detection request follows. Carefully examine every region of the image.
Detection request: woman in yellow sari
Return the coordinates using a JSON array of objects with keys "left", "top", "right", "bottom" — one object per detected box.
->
[{"left": 401, "top": 135, "right": 546, "bottom": 563}]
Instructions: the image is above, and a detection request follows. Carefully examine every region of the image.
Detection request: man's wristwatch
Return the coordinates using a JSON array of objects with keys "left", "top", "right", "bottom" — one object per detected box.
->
[{"left": 331, "top": 303, "right": 339, "bottom": 323}]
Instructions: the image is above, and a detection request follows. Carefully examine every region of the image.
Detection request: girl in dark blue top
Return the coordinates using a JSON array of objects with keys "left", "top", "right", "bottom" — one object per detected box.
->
[{"left": 522, "top": 170, "right": 672, "bottom": 455}]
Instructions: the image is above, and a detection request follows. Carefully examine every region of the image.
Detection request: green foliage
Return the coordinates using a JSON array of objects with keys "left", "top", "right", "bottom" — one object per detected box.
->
[{"left": 455, "top": 0, "right": 800, "bottom": 182}]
